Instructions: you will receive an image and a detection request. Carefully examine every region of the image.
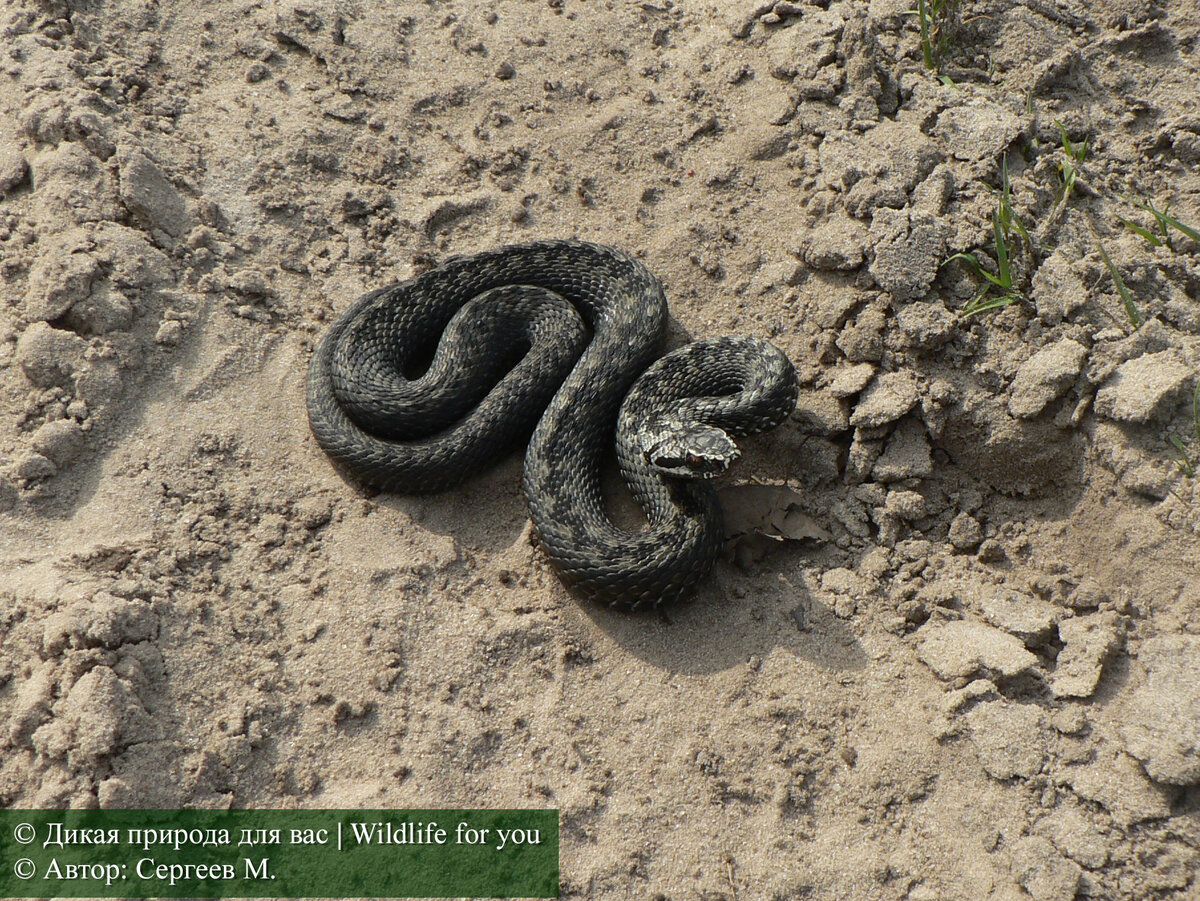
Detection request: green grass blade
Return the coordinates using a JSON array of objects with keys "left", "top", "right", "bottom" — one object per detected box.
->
[
  {"left": 1168, "top": 436, "right": 1195, "bottom": 477},
  {"left": 1192, "top": 380, "right": 1200, "bottom": 445},
  {"left": 993, "top": 209, "right": 1011, "bottom": 287},
  {"left": 1118, "top": 217, "right": 1163, "bottom": 247},
  {"left": 1096, "top": 241, "right": 1140, "bottom": 327},
  {"left": 962, "top": 293, "right": 1019, "bottom": 317},
  {"left": 1125, "top": 195, "right": 1200, "bottom": 243},
  {"left": 942, "top": 251, "right": 982, "bottom": 270},
  {"left": 1162, "top": 210, "right": 1200, "bottom": 243}
]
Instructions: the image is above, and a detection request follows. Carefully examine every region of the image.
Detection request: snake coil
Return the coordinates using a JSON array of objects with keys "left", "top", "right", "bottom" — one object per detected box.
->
[{"left": 306, "top": 240, "right": 798, "bottom": 610}]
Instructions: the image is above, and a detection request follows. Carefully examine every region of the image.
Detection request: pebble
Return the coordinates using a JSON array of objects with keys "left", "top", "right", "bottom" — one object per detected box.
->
[
  {"left": 947, "top": 512, "right": 983, "bottom": 551},
  {"left": 1049, "top": 612, "right": 1121, "bottom": 699},
  {"left": 1119, "top": 635, "right": 1200, "bottom": 785},
  {"left": 1094, "top": 350, "right": 1193, "bottom": 423},
  {"left": 1007, "top": 339, "right": 1088, "bottom": 419},
  {"left": 916, "top": 620, "right": 1039, "bottom": 680}
]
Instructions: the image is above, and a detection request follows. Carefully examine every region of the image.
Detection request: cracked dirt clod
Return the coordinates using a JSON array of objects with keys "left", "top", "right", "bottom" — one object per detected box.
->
[
  {"left": 1007, "top": 339, "right": 1088, "bottom": 419},
  {"left": 850, "top": 370, "right": 920, "bottom": 428},
  {"left": 1050, "top": 612, "right": 1121, "bottom": 700},
  {"left": 1094, "top": 351, "right": 1194, "bottom": 423},
  {"left": 1119, "top": 635, "right": 1200, "bottom": 785},
  {"left": 917, "top": 620, "right": 1039, "bottom": 681}
]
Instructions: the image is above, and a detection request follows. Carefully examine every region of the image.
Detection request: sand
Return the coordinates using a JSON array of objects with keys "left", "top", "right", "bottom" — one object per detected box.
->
[{"left": 1, "top": 0, "right": 1199, "bottom": 898}]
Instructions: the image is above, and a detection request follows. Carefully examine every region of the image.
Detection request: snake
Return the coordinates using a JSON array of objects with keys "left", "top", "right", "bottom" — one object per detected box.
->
[{"left": 306, "top": 240, "right": 798, "bottom": 610}]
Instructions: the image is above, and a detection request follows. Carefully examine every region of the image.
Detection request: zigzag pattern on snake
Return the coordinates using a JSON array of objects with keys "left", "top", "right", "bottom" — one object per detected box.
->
[{"left": 306, "top": 240, "right": 798, "bottom": 610}]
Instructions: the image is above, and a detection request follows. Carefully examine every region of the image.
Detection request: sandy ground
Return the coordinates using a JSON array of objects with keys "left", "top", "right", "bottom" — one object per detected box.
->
[{"left": 2, "top": 0, "right": 1200, "bottom": 898}]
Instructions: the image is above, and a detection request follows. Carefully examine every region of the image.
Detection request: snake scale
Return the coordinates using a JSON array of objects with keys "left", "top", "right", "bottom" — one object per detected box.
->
[{"left": 306, "top": 240, "right": 798, "bottom": 610}]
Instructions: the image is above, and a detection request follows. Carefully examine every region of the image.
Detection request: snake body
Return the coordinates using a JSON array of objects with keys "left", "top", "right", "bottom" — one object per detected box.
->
[{"left": 306, "top": 240, "right": 798, "bottom": 610}]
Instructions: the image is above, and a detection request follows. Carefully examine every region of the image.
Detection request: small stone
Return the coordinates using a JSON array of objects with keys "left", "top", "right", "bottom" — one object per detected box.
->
[
  {"left": 15, "top": 323, "right": 89, "bottom": 388},
  {"left": 872, "top": 417, "right": 932, "bottom": 482},
  {"left": 1008, "top": 339, "right": 1088, "bottom": 419},
  {"left": 1050, "top": 612, "right": 1121, "bottom": 699},
  {"left": 850, "top": 370, "right": 920, "bottom": 428},
  {"left": 245, "top": 62, "right": 271, "bottom": 83},
  {"left": 980, "top": 587, "right": 1058, "bottom": 644},
  {"left": 948, "top": 512, "right": 983, "bottom": 551},
  {"left": 30, "top": 420, "right": 84, "bottom": 468},
  {"left": 966, "top": 700, "right": 1047, "bottom": 779},
  {"left": 1119, "top": 635, "right": 1200, "bottom": 785},
  {"left": 1010, "top": 835, "right": 1082, "bottom": 901},
  {"left": 917, "top": 620, "right": 1039, "bottom": 681},
  {"left": 13, "top": 451, "right": 57, "bottom": 481},
  {"left": 1094, "top": 351, "right": 1194, "bottom": 423},
  {"left": 154, "top": 319, "right": 184, "bottom": 345}
]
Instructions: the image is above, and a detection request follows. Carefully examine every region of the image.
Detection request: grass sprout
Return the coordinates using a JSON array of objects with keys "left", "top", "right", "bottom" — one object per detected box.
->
[
  {"left": 944, "top": 158, "right": 1031, "bottom": 317},
  {"left": 1167, "top": 382, "right": 1200, "bottom": 478},
  {"left": 912, "top": 0, "right": 960, "bottom": 75},
  {"left": 1119, "top": 195, "right": 1200, "bottom": 249},
  {"left": 1054, "top": 120, "right": 1088, "bottom": 203},
  {"left": 1095, "top": 240, "right": 1140, "bottom": 327}
]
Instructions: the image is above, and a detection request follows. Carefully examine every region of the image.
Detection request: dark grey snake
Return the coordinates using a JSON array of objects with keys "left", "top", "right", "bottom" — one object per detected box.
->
[{"left": 306, "top": 240, "right": 798, "bottom": 610}]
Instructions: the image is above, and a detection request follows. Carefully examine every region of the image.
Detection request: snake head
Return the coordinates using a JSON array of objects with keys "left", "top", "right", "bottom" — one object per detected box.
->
[{"left": 643, "top": 422, "right": 740, "bottom": 479}]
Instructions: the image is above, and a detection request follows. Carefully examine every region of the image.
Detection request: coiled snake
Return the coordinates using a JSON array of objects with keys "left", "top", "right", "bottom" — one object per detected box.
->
[{"left": 306, "top": 240, "right": 798, "bottom": 610}]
